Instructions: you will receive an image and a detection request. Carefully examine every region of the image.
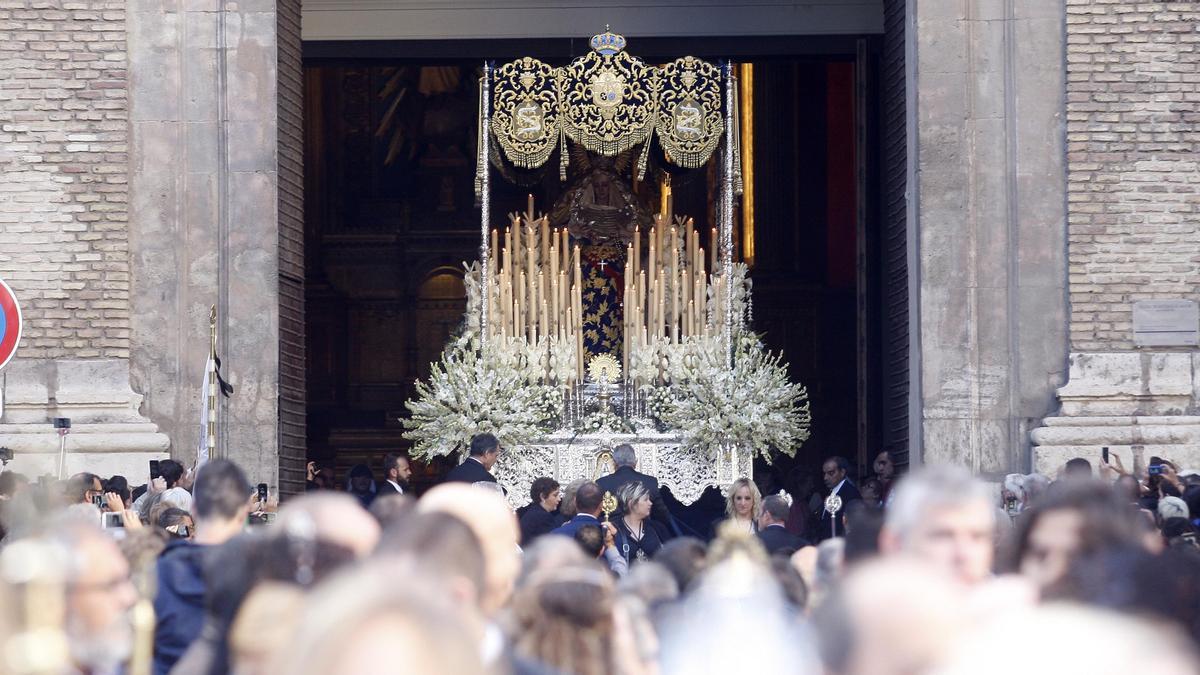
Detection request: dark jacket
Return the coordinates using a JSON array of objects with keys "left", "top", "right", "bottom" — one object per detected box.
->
[
  {"left": 519, "top": 504, "right": 564, "bottom": 546},
  {"left": 153, "top": 539, "right": 210, "bottom": 675},
  {"left": 376, "top": 480, "right": 404, "bottom": 496},
  {"left": 596, "top": 466, "right": 673, "bottom": 532},
  {"left": 442, "top": 457, "right": 496, "bottom": 485},
  {"left": 551, "top": 513, "right": 603, "bottom": 538},
  {"left": 758, "top": 523, "right": 808, "bottom": 556},
  {"left": 817, "top": 480, "right": 862, "bottom": 541}
]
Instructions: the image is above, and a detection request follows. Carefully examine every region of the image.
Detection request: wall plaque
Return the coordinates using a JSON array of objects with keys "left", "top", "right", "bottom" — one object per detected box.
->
[{"left": 1133, "top": 300, "right": 1199, "bottom": 347}]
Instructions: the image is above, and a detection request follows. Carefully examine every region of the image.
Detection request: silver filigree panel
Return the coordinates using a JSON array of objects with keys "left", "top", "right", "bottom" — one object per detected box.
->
[{"left": 492, "top": 431, "right": 752, "bottom": 508}]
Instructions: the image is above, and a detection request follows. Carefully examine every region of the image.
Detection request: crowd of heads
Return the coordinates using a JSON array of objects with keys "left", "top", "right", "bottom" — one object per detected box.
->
[{"left": 1, "top": 441, "right": 1198, "bottom": 675}]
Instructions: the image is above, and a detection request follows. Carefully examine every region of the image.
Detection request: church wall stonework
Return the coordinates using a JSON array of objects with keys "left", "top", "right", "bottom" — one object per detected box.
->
[
  {"left": 911, "top": 0, "right": 1070, "bottom": 476},
  {"left": 0, "top": 0, "right": 131, "bottom": 360},
  {"left": 0, "top": 0, "right": 168, "bottom": 476},
  {"left": 1064, "top": 0, "right": 1200, "bottom": 351},
  {"left": 126, "top": 0, "right": 282, "bottom": 487},
  {"left": 1032, "top": 1, "right": 1200, "bottom": 475}
]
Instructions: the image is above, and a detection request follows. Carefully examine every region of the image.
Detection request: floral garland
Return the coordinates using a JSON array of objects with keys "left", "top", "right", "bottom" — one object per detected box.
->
[
  {"left": 576, "top": 407, "right": 633, "bottom": 434},
  {"left": 402, "top": 334, "right": 563, "bottom": 459}
]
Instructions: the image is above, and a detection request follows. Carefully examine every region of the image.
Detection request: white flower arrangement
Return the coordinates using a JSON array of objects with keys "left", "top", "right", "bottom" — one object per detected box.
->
[
  {"left": 638, "top": 331, "right": 811, "bottom": 462},
  {"left": 402, "top": 334, "right": 564, "bottom": 459}
]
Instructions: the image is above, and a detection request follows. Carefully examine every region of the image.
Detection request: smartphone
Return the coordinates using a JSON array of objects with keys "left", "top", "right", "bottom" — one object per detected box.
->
[
  {"left": 257, "top": 483, "right": 269, "bottom": 502},
  {"left": 53, "top": 417, "right": 71, "bottom": 430},
  {"left": 1149, "top": 464, "right": 1164, "bottom": 476},
  {"left": 1004, "top": 495, "right": 1019, "bottom": 516},
  {"left": 1102, "top": 447, "right": 1110, "bottom": 464},
  {"left": 92, "top": 494, "right": 104, "bottom": 508},
  {"left": 103, "top": 512, "right": 124, "bottom": 528},
  {"left": 149, "top": 460, "right": 161, "bottom": 480}
]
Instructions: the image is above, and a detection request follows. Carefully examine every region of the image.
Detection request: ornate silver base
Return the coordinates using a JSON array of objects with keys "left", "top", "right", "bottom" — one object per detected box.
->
[{"left": 492, "top": 430, "right": 752, "bottom": 507}]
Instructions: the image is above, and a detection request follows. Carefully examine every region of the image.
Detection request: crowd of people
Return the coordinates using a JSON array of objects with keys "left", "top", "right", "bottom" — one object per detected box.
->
[{"left": 1, "top": 434, "right": 1198, "bottom": 675}]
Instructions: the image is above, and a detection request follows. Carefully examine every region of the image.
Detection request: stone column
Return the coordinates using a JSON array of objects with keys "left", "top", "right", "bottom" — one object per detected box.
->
[
  {"left": 127, "top": 0, "right": 280, "bottom": 485},
  {"left": 910, "top": 0, "right": 1069, "bottom": 474}
]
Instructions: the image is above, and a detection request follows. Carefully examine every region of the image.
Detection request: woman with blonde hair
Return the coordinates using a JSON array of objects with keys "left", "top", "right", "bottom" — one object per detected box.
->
[
  {"left": 711, "top": 477, "right": 761, "bottom": 538},
  {"left": 614, "top": 481, "right": 663, "bottom": 565}
]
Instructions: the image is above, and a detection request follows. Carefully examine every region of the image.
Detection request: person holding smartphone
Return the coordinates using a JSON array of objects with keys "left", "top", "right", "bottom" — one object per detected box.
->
[{"left": 66, "top": 472, "right": 105, "bottom": 506}]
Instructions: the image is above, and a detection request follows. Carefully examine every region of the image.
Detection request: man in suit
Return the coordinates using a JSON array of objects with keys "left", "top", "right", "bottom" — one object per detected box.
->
[
  {"left": 595, "top": 444, "right": 673, "bottom": 534},
  {"left": 757, "top": 493, "right": 808, "bottom": 556},
  {"left": 378, "top": 452, "right": 412, "bottom": 495},
  {"left": 551, "top": 481, "right": 607, "bottom": 537},
  {"left": 818, "top": 455, "right": 862, "bottom": 541},
  {"left": 442, "top": 433, "right": 501, "bottom": 485}
]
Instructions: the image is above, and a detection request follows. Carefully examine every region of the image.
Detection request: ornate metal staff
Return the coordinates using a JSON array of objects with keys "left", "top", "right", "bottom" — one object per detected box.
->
[
  {"left": 601, "top": 491, "right": 618, "bottom": 522},
  {"left": 722, "top": 61, "right": 736, "bottom": 369},
  {"left": 478, "top": 61, "right": 493, "bottom": 340},
  {"left": 824, "top": 494, "right": 843, "bottom": 540},
  {"left": 206, "top": 305, "right": 219, "bottom": 461}
]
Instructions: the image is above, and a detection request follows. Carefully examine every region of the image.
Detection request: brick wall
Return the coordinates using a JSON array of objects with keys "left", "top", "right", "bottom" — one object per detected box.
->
[
  {"left": 0, "top": 0, "right": 129, "bottom": 359},
  {"left": 1066, "top": 0, "right": 1200, "bottom": 350}
]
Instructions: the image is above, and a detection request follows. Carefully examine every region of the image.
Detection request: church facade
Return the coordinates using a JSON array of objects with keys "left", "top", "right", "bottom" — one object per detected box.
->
[{"left": 0, "top": 0, "right": 1196, "bottom": 491}]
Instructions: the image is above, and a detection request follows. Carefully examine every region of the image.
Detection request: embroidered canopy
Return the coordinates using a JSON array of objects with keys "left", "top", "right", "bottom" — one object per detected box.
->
[{"left": 488, "top": 29, "right": 727, "bottom": 180}]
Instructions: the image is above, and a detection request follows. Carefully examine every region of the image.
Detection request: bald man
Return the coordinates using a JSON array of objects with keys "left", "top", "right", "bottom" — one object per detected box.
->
[
  {"left": 278, "top": 492, "right": 381, "bottom": 558},
  {"left": 418, "top": 483, "right": 520, "bottom": 616}
]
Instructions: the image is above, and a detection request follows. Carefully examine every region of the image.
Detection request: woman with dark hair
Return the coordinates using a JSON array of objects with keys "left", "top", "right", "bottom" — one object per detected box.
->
[
  {"left": 1009, "top": 481, "right": 1146, "bottom": 592},
  {"left": 156, "top": 506, "right": 195, "bottom": 540},
  {"left": 519, "top": 476, "right": 563, "bottom": 545}
]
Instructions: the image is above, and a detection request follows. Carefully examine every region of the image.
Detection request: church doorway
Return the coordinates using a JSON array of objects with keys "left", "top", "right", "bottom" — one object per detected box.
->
[{"left": 299, "top": 36, "right": 907, "bottom": 497}]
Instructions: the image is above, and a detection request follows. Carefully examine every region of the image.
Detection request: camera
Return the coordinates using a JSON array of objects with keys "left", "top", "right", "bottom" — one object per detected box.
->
[{"left": 0, "top": 446, "right": 12, "bottom": 464}]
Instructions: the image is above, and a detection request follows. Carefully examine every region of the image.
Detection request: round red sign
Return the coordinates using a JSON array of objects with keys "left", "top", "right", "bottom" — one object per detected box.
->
[{"left": 0, "top": 278, "right": 22, "bottom": 371}]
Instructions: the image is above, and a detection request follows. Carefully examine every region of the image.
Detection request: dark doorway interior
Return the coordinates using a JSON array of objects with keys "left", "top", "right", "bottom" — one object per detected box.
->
[{"left": 301, "top": 39, "right": 895, "bottom": 496}]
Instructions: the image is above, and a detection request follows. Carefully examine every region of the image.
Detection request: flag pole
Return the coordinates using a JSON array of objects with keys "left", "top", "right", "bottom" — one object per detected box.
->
[{"left": 207, "top": 305, "right": 218, "bottom": 461}]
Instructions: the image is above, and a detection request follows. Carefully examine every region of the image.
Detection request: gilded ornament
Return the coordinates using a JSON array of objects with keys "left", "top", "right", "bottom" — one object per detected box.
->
[
  {"left": 587, "top": 352, "right": 622, "bottom": 383},
  {"left": 655, "top": 56, "right": 723, "bottom": 168},
  {"left": 558, "top": 47, "right": 658, "bottom": 157},
  {"left": 491, "top": 57, "right": 560, "bottom": 169},
  {"left": 485, "top": 32, "right": 728, "bottom": 175}
]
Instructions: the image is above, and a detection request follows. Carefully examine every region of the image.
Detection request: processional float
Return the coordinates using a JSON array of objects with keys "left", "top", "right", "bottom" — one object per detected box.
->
[{"left": 404, "top": 30, "right": 811, "bottom": 505}]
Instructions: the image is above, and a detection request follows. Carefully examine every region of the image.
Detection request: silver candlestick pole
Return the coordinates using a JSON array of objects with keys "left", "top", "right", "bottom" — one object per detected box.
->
[
  {"left": 722, "top": 61, "right": 736, "bottom": 369},
  {"left": 478, "top": 61, "right": 492, "bottom": 340}
]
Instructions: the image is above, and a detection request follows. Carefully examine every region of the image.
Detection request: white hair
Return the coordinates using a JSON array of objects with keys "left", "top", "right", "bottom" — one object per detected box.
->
[
  {"left": 1158, "top": 496, "right": 1189, "bottom": 522},
  {"left": 612, "top": 444, "right": 637, "bottom": 468},
  {"left": 1002, "top": 474, "right": 1027, "bottom": 501},
  {"left": 885, "top": 465, "right": 994, "bottom": 542}
]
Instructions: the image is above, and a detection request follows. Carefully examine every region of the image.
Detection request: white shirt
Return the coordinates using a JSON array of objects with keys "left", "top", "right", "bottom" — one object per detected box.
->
[
  {"left": 822, "top": 479, "right": 847, "bottom": 515},
  {"left": 387, "top": 480, "right": 404, "bottom": 495}
]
